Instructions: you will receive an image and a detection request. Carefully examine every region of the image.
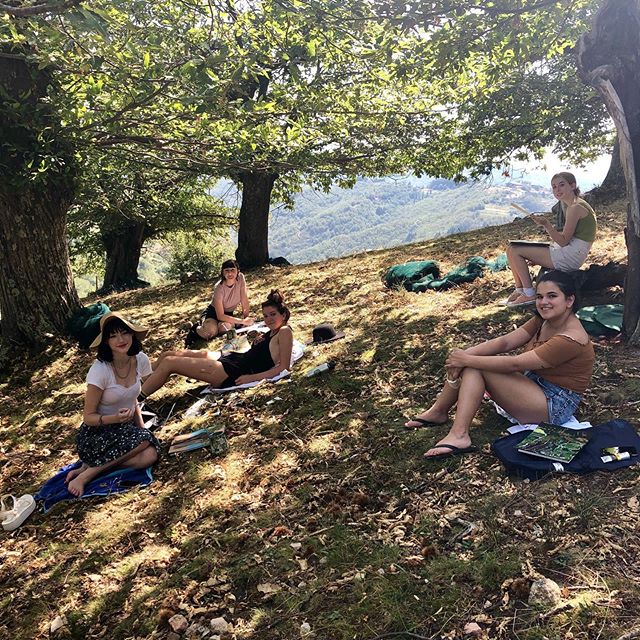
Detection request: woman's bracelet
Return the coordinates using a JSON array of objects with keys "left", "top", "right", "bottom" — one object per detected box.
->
[{"left": 445, "top": 376, "right": 462, "bottom": 389}]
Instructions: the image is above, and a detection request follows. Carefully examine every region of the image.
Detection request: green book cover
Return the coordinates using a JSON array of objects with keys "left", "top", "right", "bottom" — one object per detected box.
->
[{"left": 517, "top": 422, "right": 589, "bottom": 463}]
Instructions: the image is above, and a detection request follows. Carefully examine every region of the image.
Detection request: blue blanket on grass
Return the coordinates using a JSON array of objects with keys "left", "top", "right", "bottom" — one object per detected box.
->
[{"left": 35, "top": 461, "right": 153, "bottom": 513}]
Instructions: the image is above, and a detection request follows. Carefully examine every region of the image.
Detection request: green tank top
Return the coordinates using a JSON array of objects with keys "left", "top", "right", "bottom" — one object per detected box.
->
[{"left": 559, "top": 198, "right": 597, "bottom": 243}]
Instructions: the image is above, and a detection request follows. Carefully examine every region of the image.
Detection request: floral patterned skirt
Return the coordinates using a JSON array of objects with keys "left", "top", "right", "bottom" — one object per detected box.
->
[{"left": 76, "top": 421, "right": 160, "bottom": 467}]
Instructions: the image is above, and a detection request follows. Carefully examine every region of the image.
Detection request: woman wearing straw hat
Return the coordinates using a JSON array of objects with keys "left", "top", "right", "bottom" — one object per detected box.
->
[{"left": 66, "top": 312, "right": 159, "bottom": 497}]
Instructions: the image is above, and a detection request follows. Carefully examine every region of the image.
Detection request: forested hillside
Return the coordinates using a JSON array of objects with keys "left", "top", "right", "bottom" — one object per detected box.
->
[{"left": 269, "top": 178, "right": 553, "bottom": 264}]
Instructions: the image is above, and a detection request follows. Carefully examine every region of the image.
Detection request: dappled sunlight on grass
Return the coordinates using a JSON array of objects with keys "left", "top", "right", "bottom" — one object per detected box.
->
[{"left": 3, "top": 199, "right": 639, "bottom": 639}]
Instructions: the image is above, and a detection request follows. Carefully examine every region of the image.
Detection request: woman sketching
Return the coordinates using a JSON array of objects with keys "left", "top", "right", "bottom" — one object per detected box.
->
[{"left": 504, "top": 172, "right": 597, "bottom": 308}]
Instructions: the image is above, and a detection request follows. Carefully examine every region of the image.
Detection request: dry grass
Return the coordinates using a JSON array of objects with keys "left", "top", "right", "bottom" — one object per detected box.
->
[{"left": 1, "top": 203, "right": 640, "bottom": 640}]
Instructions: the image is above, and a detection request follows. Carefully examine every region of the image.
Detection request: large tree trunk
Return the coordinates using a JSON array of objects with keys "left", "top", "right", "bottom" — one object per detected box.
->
[
  {"left": 0, "top": 190, "right": 81, "bottom": 345},
  {"left": 587, "top": 137, "right": 627, "bottom": 205},
  {"left": 235, "top": 171, "right": 278, "bottom": 268},
  {"left": 577, "top": 0, "right": 640, "bottom": 344},
  {"left": 101, "top": 220, "right": 149, "bottom": 292},
  {"left": 0, "top": 48, "right": 81, "bottom": 346}
]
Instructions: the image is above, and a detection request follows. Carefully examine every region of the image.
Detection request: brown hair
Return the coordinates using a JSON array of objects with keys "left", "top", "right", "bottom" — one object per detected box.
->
[
  {"left": 551, "top": 172, "right": 580, "bottom": 197},
  {"left": 261, "top": 289, "right": 290, "bottom": 323},
  {"left": 218, "top": 259, "right": 241, "bottom": 284}
]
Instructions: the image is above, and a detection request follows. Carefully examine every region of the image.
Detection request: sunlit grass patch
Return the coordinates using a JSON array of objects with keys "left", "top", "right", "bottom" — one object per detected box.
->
[{"left": 1, "top": 201, "right": 636, "bottom": 640}]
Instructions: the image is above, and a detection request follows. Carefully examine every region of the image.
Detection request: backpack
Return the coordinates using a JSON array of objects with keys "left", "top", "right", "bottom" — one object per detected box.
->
[{"left": 491, "top": 419, "right": 640, "bottom": 480}]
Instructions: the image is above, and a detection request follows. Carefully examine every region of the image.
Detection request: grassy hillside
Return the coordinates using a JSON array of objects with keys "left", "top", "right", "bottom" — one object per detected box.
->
[{"left": 1, "top": 205, "right": 638, "bottom": 640}]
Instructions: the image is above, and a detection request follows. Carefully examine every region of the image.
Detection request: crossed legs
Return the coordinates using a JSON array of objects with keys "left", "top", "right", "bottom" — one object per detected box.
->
[
  {"left": 66, "top": 441, "right": 158, "bottom": 497},
  {"left": 421, "top": 368, "right": 549, "bottom": 457}
]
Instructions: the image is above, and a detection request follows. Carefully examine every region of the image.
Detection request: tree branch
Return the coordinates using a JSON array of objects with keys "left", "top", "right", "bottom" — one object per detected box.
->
[{"left": 0, "top": 0, "right": 81, "bottom": 17}]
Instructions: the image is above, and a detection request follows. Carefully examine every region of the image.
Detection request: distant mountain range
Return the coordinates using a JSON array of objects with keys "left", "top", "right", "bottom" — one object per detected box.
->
[{"left": 268, "top": 177, "right": 555, "bottom": 264}]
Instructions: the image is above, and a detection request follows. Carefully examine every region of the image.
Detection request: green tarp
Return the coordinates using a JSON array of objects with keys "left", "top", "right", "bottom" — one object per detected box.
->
[
  {"left": 383, "top": 260, "right": 440, "bottom": 290},
  {"left": 384, "top": 254, "right": 508, "bottom": 293},
  {"left": 576, "top": 304, "right": 623, "bottom": 337}
]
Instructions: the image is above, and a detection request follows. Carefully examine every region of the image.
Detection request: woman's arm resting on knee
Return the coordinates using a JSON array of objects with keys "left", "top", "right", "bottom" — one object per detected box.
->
[
  {"left": 532, "top": 204, "right": 583, "bottom": 247},
  {"left": 446, "top": 349, "right": 547, "bottom": 374},
  {"left": 464, "top": 325, "right": 533, "bottom": 357}
]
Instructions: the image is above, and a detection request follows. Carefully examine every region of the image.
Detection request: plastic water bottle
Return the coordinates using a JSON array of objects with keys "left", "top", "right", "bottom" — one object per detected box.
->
[{"left": 304, "top": 361, "right": 336, "bottom": 377}]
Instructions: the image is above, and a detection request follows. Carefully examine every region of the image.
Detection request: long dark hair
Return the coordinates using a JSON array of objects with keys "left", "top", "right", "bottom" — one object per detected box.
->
[
  {"left": 96, "top": 317, "right": 143, "bottom": 362},
  {"left": 218, "top": 259, "right": 241, "bottom": 284},
  {"left": 261, "top": 289, "right": 290, "bottom": 323},
  {"left": 536, "top": 270, "right": 580, "bottom": 313}
]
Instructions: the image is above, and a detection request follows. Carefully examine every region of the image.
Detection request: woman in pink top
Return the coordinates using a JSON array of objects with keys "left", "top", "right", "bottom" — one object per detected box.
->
[{"left": 186, "top": 260, "right": 255, "bottom": 346}]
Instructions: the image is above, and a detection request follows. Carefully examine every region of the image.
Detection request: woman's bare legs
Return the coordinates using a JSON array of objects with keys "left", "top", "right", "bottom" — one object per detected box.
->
[
  {"left": 153, "top": 349, "right": 220, "bottom": 370},
  {"left": 424, "top": 368, "right": 549, "bottom": 457},
  {"left": 67, "top": 442, "right": 158, "bottom": 497},
  {"left": 197, "top": 318, "right": 219, "bottom": 340},
  {"left": 142, "top": 355, "right": 229, "bottom": 396},
  {"left": 405, "top": 380, "right": 461, "bottom": 427},
  {"left": 506, "top": 244, "right": 554, "bottom": 291}
]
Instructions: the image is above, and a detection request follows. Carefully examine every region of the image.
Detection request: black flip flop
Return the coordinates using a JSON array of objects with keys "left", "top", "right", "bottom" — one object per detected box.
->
[
  {"left": 404, "top": 417, "right": 446, "bottom": 429},
  {"left": 424, "top": 443, "right": 478, "bottom": 460}
]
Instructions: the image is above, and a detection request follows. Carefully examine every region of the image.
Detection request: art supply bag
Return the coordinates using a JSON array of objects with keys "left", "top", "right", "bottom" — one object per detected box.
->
[{"left": 492, "top": 419, "right": 640, "bottom": 480}]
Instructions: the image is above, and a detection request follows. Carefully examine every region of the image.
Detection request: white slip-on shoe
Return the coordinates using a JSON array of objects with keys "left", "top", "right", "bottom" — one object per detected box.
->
[{"left": 1, "top": 494, "right": 36, "bottom": 531}]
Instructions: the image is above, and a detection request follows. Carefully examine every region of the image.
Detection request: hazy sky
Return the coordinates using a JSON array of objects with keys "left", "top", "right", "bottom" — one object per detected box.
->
[{"left": 506, "top": 150, "right": 612, "bottom": 190}]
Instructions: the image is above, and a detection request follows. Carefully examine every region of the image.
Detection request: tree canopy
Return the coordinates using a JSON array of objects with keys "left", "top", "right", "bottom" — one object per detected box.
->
[{"left": 5, "top": 0, "right": 639, "bottom": 346}]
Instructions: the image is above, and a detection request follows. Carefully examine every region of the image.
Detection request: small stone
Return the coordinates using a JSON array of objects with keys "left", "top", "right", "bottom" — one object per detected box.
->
[
  {"left": 50, "top": 615, "right": 68, "bottom": 634},
  {"left": 528, "top": 578, "right": 562, "bottom": 608},
  {"left": 300, "top": 621, "right": 313, "bottom": 637},
  {"left": 463, "top": 622, "right": 482, "bottom": 636},
  {"left": 209, "top": 617, "right": 229, "bottom": 634},
  {"left": 169, "top": 614, "right": 189, "bottom": 633}
]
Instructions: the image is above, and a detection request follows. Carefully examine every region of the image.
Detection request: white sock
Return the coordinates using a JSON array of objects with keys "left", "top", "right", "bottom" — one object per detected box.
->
[
  {"left": 515, "top": 287, "right": 524, "bottom": 294},
  {"left": 523, "top": 287, "right": 535, "bottom": 296}
]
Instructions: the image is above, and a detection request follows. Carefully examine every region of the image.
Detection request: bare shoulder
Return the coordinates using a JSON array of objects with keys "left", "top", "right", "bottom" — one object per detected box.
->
[
  {"left": 556, "top": 317, "right": 590, "bottom": 346},
  {"left": 277, "top": 326, "right": 294, "bottom": 341},
  {"left": 567, "top": 202, "right": 589, "bottom": 219}
]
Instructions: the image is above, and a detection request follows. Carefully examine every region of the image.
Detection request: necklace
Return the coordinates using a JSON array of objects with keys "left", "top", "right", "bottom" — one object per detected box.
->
[{"left": 112, "top": 357, "right": 133, "bottom": 380}]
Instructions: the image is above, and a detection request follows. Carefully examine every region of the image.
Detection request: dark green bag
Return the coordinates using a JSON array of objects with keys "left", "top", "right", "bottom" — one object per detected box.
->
[{"left": 67, "top": 303, "right": 110, "bottom": 348}]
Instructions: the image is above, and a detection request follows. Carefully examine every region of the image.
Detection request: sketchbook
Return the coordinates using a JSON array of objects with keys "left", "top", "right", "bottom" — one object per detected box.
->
[
  {"left": 517, "top": 422, "right": 589, "bottom": 463},
  {"left": 509, "top": 240, "right": 549, "bottom": 247},
  {"left": 168, "top": 428, "right": 228, "bottom": 455}
]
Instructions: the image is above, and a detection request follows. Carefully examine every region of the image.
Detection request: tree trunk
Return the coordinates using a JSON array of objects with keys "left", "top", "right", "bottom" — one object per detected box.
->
[
  {"left": 101, "top": 221, "right": 149, "bottom": 292},
  {"left": 0, "top": 48, "right": 81, "bottom": 346},
  {"left": 235, "top": 171, "right": 279, "bottom": 268},
  {"left": 587, "top": 137, "right": 627, "bottom": 205},
  {"left": 577, "top": 0, "right": 640, "bottom": 344},
  {"left": 0, "top": 190, "right": 81, "bottom": 345}
]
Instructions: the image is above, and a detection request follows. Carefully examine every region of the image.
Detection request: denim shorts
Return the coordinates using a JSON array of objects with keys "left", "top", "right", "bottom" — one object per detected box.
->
[{"left": 525, "top": 371, "right": 582, "bottom": 424}]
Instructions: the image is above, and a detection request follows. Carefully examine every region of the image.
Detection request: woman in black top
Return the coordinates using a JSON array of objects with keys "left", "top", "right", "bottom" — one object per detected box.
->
[{"left": 141, "top": 291, "right": 293, "bottom": 395}]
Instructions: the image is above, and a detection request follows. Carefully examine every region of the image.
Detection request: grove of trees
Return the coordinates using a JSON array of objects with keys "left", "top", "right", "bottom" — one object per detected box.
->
[{"left": 1, "top": 0, "right": 640, "bottom": 346}]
